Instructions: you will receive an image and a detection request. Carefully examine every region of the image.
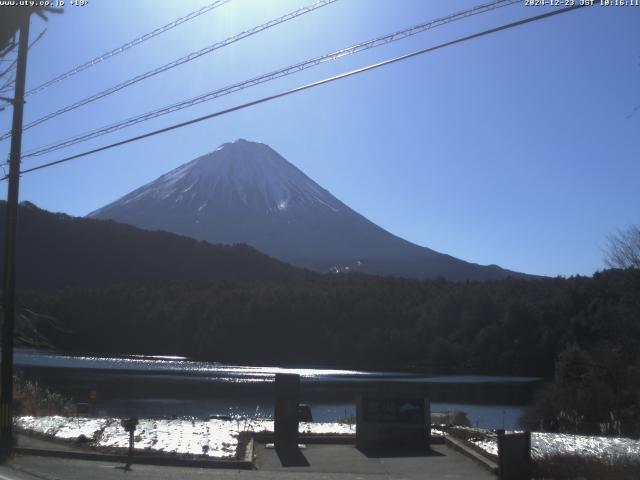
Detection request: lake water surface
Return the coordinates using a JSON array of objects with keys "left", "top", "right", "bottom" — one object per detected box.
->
[{"left": 15, "top": 349, "right": 543, "bottom": 430}]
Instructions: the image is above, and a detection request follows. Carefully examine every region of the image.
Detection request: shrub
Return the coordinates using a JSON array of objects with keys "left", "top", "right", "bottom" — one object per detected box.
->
[{"left": 12, "top": 375, "right": 74, "bottom": 416}]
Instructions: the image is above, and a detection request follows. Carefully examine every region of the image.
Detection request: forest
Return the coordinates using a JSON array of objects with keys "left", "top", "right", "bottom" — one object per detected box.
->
[
  {"left": 3, "top": 201, "right": 640, "bottom": 436},
  {"left": 16, "top": 268, "right": 639, "bottom": 377},
  {"left": 15, "top": 268, "right": 640, "bottom": 435}
]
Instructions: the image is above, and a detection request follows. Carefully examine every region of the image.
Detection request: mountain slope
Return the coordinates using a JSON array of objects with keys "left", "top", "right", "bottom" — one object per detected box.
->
[
  {"left": 89, "top": 139, "right": 527, "bottom": 281},
  {"left": 0, "top": 201, "right": 306, "bottom": 290}
]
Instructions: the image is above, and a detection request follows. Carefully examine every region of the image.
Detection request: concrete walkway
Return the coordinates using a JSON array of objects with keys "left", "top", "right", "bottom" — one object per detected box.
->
[
  {"left": 1, "top": 442, "right": 496, "bottom": 480},
  {"left": 16, "top": 433, "right": 85, "bottom": 452},
  {"left": 256, "top": 443, "right": 496, "bottom": 478}
]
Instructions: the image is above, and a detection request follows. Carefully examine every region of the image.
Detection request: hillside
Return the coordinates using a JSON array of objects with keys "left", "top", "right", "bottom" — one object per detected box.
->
[{"left": 0, "top": 201, "right": 307, "bottom": 289}]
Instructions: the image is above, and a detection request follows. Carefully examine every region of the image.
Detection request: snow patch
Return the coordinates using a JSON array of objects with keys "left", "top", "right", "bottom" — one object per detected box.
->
[
  {"left": 101, "top": 140, "right": 343, "bottom": 215},
  {"left": 465, "top": 429, "right": 640, "bottom": 462},
  {"left": 16, "top": 416, "right": 358, "bottom": 459}
]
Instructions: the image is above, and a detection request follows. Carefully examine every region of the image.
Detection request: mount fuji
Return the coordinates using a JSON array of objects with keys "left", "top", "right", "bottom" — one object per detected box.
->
[{"left": 89, "top": 139, "right": 526, "bottom": 281}]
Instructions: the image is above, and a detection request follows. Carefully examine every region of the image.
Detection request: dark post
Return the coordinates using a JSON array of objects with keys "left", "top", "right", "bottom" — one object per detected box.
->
[
  {"left": 127, "top": 430, "right": 134, "bottom": 466},
  {"left": 274, "top": 373, "right": 300, "bottom": 449},
  {"left": 89, "top": 389, "right": 97, "bottom": 416},
  {"left": 121, "top": 418, "right": 138, "bottom": 469},
  {"left": 1, "top": 10, "right": 31, "bottom": 458},
  {"left": 497, "top": 431, "right": 531, "bottom": 480}
]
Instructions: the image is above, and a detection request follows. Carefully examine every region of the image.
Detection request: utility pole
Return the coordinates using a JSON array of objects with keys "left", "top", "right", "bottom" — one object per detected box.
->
[{"left": 1, "top": 10, "right": 31, "bottom": 459}]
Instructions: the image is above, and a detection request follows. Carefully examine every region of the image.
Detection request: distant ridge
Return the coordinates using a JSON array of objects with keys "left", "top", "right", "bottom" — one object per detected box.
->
[
  {"left": 89, "top": 139, "right": 529, "bottom": 281},
  {"left": 0, "top": 201, "right": 306, "bottom": 289}
]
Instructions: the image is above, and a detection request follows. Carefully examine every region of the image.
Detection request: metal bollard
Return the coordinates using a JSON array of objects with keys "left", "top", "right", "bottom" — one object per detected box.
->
[{"left": 120, "top": 418, "right": 139, "bottom": 469}]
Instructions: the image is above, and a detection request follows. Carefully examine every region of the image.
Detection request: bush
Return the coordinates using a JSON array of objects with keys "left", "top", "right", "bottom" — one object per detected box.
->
[
  {"left": 522, "top": 343, "right": 640, "bottom": 438},
  {"left": 12, "top": 375, "right": 73, "bottom": 416}
]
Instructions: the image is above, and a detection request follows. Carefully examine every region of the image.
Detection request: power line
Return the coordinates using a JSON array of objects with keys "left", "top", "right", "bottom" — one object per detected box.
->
[
  {"left": 0, "top": 28, "right": 46, "bottom": 84},
  {"left": 21, "top": 0, "right": 520, "bottom": 160},
  {"left": 0, "top": 76, "right": 16, "bottom": 94},
  {"left": 0, "top": 61, "right": 17, "bottom": 82},
  {"left": 2, "top": 2, "right": 589, "bottom": 182},
  {"left": 0, "top": 0, "right": 338, "bottom": 142},
  {"left": 0, "top": 41, "right": 17, "bottom": 59},
  {"left": 24, "top": 0, "right": 233, "bottom": 97},
  {"left": 0, "top": 28, "right": 48, "bottom": 107}
]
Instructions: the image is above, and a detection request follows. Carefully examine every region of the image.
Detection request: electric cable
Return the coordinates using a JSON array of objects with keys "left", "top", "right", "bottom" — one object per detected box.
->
[
  {"left": 1, "top": 3, "right": 589, "bottom": 182},
  {"left": 20, "top": 0, "right": 519, "bottom": 159},
  {"left": 0, "top": 0, "right": 338, "bottom": 141},
  {"left": 24, "top": 0, "right": 233, "bottom": 97}
]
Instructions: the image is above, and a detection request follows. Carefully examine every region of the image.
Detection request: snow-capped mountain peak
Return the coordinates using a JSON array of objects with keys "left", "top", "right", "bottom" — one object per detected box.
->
[
  {"left": 95, "top": 139, "right": 341, "bottom": 217},
  {"left": 89, "top": 139, "right": 527, "bottom": 281}
]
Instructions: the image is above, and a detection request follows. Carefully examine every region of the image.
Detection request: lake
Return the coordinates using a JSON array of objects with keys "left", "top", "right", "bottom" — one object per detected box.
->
[{"left": 14, "top": 348, "right": 543, "bottom": 430}]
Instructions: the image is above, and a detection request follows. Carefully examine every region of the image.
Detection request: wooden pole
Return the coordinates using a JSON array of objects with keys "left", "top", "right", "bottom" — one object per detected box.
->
[{"left": 1, "top": 9, "right": 31, "bottom": 459}]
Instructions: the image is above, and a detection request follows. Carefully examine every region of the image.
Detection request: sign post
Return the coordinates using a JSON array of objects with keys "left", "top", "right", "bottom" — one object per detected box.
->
[
  {"left": 274, "top": 373, "right": 300, "bottom": 450},
  {"left": 497, "top": 431, "right": 531, "bottom": 480},
  {"left": 356, "top": 384, "right": 430, "bottom": 452}
]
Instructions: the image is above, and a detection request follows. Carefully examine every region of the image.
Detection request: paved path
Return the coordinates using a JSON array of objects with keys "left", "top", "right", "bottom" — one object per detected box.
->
[
  {"left": 0, "top": 443, "right": 495, "bottom": 480},
  {"left": 256, "top": 443, "right": 496, "bottom": 479},
  {"left": 16, "top": 433, "right": 85, "bottom": 452}
]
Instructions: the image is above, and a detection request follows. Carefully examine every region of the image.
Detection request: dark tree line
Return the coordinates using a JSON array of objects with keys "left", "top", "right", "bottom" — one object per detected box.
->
[{"left": 17, "top": 268, "right": 640, "bottom": 380}]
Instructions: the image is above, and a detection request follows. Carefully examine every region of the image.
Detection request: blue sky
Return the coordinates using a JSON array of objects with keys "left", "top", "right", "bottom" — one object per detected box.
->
[{"left": 0, "top": 0, "right": 638, "bottom": 277}]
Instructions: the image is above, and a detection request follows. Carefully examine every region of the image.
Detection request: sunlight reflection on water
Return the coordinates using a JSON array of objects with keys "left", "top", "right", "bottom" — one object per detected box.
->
[{"left": 15, "top": 349, "right": 371, "bottom": 380}]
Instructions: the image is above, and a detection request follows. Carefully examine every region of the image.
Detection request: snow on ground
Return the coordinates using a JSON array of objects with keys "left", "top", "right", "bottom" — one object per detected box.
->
[
  {"left": 532, "top": 432, "right": 640, "bottom": 460},
  {"left": 241, "top": 419, "right": 355, "bottom": 435},
  {"left": 98, "top": 418, "right": 237, "bottom": 457},
  {"left": 17, "top": 416, "right": 445, "bottom": 458},
  {"left": 17, "top": 416, "right": 108, "bottom": 440},
  {"left": 29, "top": 417, "right": 621, "bottom": 462},
  {"left": 465, "top": 428, "right": 640, "bottom": 462},
  {"left": 16, "top": 416, "right": 359, "bottom": 459}
]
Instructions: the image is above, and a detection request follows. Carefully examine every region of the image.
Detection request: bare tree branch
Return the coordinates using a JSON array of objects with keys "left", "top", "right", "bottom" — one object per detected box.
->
[{"left": 604, "top": 225, "right": 640, "bottom": 269}]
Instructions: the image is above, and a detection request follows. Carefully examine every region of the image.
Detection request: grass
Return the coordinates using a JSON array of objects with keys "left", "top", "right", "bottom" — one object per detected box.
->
[
  {"left": 12, "top": 374, "right": 74, "bottom": 416},
  {"left": 532, "top": 453, "right": 640, "bottom": 480}
]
